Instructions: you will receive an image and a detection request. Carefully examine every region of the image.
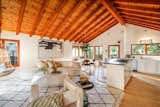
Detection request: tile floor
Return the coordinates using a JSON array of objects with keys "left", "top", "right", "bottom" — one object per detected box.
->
[{"left": 0, "top": 67, "right": 123, "bottom": 107}]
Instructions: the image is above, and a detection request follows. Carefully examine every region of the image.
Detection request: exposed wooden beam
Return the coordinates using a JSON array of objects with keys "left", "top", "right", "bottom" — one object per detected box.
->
[
  {"left": 86, "top": 21, "right": 117, "bottom": 42},
  {"left": 126, "top": 21, "right": 160, "bottom": 31},
  {"left": 16, "top": 0, "right": 27, "bottom": 35},
  {"left": 74, "top": 12, "right": 110, "bottom": 42},
  {"left": 121, "top": 10, "right": 160, "bottom": 18},
  {"left": 123, "top": 16, "right": 160, "bottom": 25},
  {"left": 99, "top": 0, "right": 125, "bottom": 25},
  {"left": 117, "top": 7, "right": 160, "bottom": 15},
  {"left": 125, "top": 20, "right": 160, "bottom": 29},
  {"left": 125, "top": 19, "right": 160, "bottom": 28},
  {"left": 85, "top": 20, "right": 117, "bottom": 43},
  {"left": 41, "top": 0, "right": 66, "bottom": 37},
  {"left": 55, "top": 1, "right": 95, "bottom": 39},
  {"left": 70, "top": 7, "right": 106, "bottom": 41},
  {"left": 63, "top": 1, "right": 97, "bottom": 40},
  {"left": 65, "top": 2, "right": 101, "bottom": 40},
  {"left": 29, "top": 0, "right": 49, "bottom": 37},
  {"left": 80, "top": 18, "right": 116, "bottom": 43},
  {"left": 114, "top": 1, "right": 160, "bottom": 9},
  {"left": 79, "top": 16, "right": 114, "bottom": 42},
  {"left": 50, "top": 0, "right": 83, "bottom": 39},
  {"left": 121, "top": 11, "right": 160, "bottom": 20}
]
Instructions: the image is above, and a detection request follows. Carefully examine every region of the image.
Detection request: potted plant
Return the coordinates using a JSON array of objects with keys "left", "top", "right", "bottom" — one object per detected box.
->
[
  {"left": 39, "top": 66, "right": 48, "bottom": 74},
  {"left": 81, "top": 44, "right": 90, "bottom": 59}
]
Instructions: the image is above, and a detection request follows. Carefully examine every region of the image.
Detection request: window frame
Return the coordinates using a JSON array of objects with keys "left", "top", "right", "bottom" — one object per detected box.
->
[
  {"left": 131, "top": 43, "right": 160, "bottom": 56},
  {"left": 0, "top": 38, "right": 20, "bottom": 67},
  {"left": 108, "top": 45, "right": 120, "bottom": 58}
]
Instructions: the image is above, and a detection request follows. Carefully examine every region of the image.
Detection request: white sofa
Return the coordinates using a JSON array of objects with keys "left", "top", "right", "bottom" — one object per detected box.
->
[{"left": 31, "top": 77, "right": 83, "bottom": 107}]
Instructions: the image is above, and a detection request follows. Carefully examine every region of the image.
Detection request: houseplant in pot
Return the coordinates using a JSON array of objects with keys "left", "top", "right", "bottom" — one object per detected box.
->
[{"left": 81, "top": 44, "right": 90, "bottom": 59}]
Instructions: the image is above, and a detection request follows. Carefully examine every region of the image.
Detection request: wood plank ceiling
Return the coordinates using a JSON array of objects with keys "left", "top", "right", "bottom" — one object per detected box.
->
[{"left": 1, "top": 0, "right": 160, "bottom": 43}]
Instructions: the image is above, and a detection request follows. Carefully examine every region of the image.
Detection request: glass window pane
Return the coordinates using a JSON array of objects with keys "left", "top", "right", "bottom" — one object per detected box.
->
[
  {"left": 75, "top": 48, "right": 78, "bottom": 56},
  {"left": 79, "top": 48, "right": 83, "bottom": 57},
  {"left": 99, "top": 47, "right": 103, "bottom": 59},
  {"left": 5, "top": 41, "right": 18, "bottom": 66},
  {"left": 109, "top": 46, "right": 119, "bottom": 58},
  {"left": 72, "top": 48, "right": 76, "bottom": 57},
  {"left": 147, "top": 44, "right": 160, "bottom": 55},
  {"left": 95, "top": 47, "right": 99, "bottom": 59},
  {"left": 132, "top": 44, "right": 145, "bottom": 55}
]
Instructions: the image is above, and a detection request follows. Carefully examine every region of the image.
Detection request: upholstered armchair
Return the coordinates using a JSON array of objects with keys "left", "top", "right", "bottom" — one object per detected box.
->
[{"left": 30, "top": 77, "right": 83, "bottom": 107}]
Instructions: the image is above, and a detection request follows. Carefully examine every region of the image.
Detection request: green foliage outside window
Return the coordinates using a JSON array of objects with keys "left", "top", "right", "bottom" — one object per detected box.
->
[
  {"left": 147, "top": 44, "right": 160, "bottom": 55},
  {"left": 132, "top": 44, "right": 145, "bottom": 55},
  {"left": 132, "top": 43, "right": 160, "bottom": 56}
]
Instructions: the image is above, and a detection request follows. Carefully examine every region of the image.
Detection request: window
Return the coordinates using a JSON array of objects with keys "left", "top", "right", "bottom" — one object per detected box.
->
[
  {"left": 0, "top": 39, "right": 20, "bottom": 67},
  {"left": 88, "top": 47, "right": 94, "bottom": 59},
  {"left": 72, "top": 46, "right": 79, "bottom": 57},
  {"left": 72, "top": 45, "right": 103, "bottom": 59},
  {"left": 147, "top": 44, "right": 160, "bottom": 55},
  {"left": 131, "top": 43, "right": 160, "bottom": 56},
  {"left": 108, "top": 45, "right": 120, "bottom": 58},
  {"left": 94, "top": 46, "right": 103, "bottom": 59},
  {"left": 131, "top": 44, "right": 145, "bottom": 55}
]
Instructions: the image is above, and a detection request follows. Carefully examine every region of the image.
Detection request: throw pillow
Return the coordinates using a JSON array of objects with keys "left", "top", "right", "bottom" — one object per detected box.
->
[{"left": 27, "top": 93, "right": 63, "bottom": 107}]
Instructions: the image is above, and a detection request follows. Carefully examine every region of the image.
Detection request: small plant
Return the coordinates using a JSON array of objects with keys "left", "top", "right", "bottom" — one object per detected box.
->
[
  {"left": 40, "top": 66, "right": 48, "bottom": 73},
  {"left": 81, "top": 44, "right": 91, "bottom": 59}
]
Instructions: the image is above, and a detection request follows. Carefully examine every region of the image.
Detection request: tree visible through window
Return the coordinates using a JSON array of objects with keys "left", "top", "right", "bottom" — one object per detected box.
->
[
  {"left": 132, "top": 43, "right": 160, "bottom": 56},
  {"left": 108, "top": 45, "right": 120, "bottom": 58},
  {"left": 132, "top": 44, "right": 145, "bottom": 55},
  {"left": 147, "top": 44, "right": 160, "bottom": 55}
]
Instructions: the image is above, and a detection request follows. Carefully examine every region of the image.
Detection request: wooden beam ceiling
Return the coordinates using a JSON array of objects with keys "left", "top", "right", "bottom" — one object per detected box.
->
[
  {"left": 125, "top": 19, "right": 160, "bottom": 29},
  {"left": 62, "top": 1, "right": 97, "bottom": 40},
  {"left": 126, "top": 21, "right": 160, "bottom": 31},
  {"left": 49, "top": 0, "right": 83, "bottom": 39},
  {"left": 16, "top": 0, "right": 27, "bottom": 35},
  {"left": 114, "top": 0, "right": 160, "bottom": 9},
  {"left": 65, "top": 2, "right": 101, "bottom": 40},
  {"left": 121, "top": 11, "right": 160, "bottom": 20},
  {"left": 49, "top": 0, "right": 91, "bottom": 39},
  {"left": 86, "top": 21, "right": 118, "bottom": 42},
  {"left": 122, "top": 15, "right": 160, "bottom": 25},
  {"left": 74, "top": 12, "right": 110, "bottom": 42},
  {"left": 117, "top": 7, "right": 160, "bottom": 15},
  {"left": 80, "top": 18, "right": 117, "bottom": 43},
  {"left": 99, "top": 0, "right": 125, "bottom": 25},
  {"left": 29, "top": 0, "right": 49, "bottom": 37},
  {"left": 40, "top": 0, "right": 66, "bottom": 37},
  {"left": 1, "top": 0, "right": 160, "bottom": 43},
  {"left": 69, "top": 7, "right": 106, "bottom": 41},
  {"left": 78, "top": 15, "right": 114, "bottom": 42}
]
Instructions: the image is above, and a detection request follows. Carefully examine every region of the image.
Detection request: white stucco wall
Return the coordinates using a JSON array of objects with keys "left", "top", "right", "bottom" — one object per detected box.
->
[
  {"left": 89, "top": 24, "right": 124, "bottom": 58},
  {"left": 1, "top": 31, "right": 73, "bottom": 69},
  {"left": 89, "top": 24, "right": 160, "bottom": 74}
]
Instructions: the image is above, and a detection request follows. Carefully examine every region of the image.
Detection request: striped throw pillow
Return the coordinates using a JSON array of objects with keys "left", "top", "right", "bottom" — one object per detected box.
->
[{"left": 27, "top": 93, "right": 63, "bottom": 107}]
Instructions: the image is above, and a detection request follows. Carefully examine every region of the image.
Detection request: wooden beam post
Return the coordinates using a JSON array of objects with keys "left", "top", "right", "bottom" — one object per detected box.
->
[
  {"left": 16, "top": 0, "right": 27, "bottom": 35},
  {"left": 99, "top": 0, "right": 125, "bottom": 25}
]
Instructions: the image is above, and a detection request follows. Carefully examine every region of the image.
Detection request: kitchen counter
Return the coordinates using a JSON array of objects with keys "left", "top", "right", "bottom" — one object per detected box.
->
[{"left": 103, "top": 58, "right": 132, "bottom": 90}]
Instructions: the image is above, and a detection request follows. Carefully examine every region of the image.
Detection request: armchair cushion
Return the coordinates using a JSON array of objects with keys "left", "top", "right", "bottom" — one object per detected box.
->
[{"left": 27, "top": 93, "right": 63, "bottom": 107}]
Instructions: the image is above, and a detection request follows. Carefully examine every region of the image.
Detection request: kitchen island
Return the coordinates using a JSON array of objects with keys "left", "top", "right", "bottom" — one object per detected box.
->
[{"left": 103, "top": 58, "right": 132, "bottom": 90}]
